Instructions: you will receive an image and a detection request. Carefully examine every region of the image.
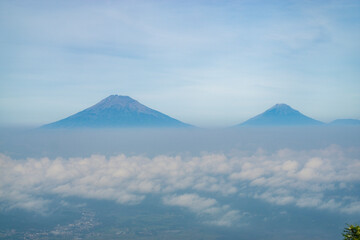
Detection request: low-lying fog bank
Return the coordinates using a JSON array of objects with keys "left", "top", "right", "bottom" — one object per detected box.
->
[{"left": 0, "top": 126, "right": 359, "bottom": 158}]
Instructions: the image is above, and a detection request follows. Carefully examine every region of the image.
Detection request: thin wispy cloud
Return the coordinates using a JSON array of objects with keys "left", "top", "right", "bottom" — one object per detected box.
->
[{"left": 0, "top": 0, "right": 359, "bottom": 127}]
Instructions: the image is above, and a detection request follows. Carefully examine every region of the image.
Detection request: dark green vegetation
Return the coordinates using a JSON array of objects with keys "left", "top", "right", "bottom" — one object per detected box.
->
[{"left": 343, "top": 224, "right": 360, "bottom": 240}]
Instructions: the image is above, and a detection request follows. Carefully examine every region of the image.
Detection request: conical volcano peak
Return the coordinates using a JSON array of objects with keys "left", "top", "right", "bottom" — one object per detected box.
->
[
  {"left": 41, "top": 95, "right": 192, "bottom": 128},
  {"left": 271, "top": 103, "right": 291, "bottom": 109},
  {"left": 238, "top": 103, "right": 323, "bottom": 126},
  {"left": 267, "top": 103, "right": 298, "bottom": 115},
  {"left": 95, "top": 95, "right": 137, "bottom": 107},
  {"left": 104, "top": 95, "right": 134, "bottom": 102},
  {"left": 90, "top": 95, "right": 148, "bottom": 112}
]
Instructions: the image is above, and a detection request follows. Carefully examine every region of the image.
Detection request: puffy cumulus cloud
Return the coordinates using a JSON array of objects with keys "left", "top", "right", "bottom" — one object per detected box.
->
[
  {"left": 0, "top": 145, "right": 360, "bottom": 224},
  {"left": 163, "top": 194, "right": 240, "bottom": 227},
  {"left": 163, "top": 194, "right": 217, "bottom": 212}
]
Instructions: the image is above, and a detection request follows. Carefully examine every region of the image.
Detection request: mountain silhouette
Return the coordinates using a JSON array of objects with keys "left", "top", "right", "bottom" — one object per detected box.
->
[
  {"left": 329, "top": 119, "right": 360, "bottom": 125},
  {"left": 237, "top": 104, "right": 323, "bottom": 126},
  {"left": 42, "top": 95, "right": 192, "bottom": 128}
]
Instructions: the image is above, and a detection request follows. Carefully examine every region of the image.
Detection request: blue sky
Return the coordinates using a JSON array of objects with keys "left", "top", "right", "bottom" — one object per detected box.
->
[{"left": 0, "top": 0, "right": 359, "bottom": 127}]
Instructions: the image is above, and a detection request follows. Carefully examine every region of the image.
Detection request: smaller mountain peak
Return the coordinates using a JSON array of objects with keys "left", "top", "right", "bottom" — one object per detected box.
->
[{"left": 238, "top": 103, "right": 323, "bottom": 126}]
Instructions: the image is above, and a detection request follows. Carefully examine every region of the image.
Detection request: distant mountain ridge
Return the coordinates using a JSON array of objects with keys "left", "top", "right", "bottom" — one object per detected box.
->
[
  {"left": 238, "top": 104, "right": 324, "bottom": 126},
  {"left": 42, "top": 95, "right": 192, "bottom": 128},
  {"left": 41, "top": 97, "right": 358, "bottom": 128},
  {"left": 329, "top": 119, "right": 360, "bottom": 125}
]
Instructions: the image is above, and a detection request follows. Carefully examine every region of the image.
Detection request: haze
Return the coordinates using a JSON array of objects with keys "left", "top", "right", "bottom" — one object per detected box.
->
[
  {"left": 1, "top": 0, "right": 360, "bottom": 239},
  {"left": 1, "top": 126, "right": 360, "bottom": 239}
]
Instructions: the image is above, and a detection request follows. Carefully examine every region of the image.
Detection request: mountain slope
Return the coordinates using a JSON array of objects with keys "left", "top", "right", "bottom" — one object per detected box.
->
[
  {"left": 238, "top": 104, "right": 323, "bottom": 126},
  {"left": 42, "top": 95, "right": 192, "bottom": 128}
]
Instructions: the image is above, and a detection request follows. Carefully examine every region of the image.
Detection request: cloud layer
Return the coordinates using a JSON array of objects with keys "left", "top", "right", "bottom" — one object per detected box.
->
[{"left": 1, "top": 145, "right": 359, "bottom": 225}]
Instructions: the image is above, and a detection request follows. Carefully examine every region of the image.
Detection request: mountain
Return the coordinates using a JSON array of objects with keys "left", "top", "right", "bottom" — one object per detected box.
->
[
  {"left": 329, "top": 119, "right": 360, "bottom": 125},
  {"left": 41, "top": 95, "right": 192, "bottom": 128},
  {"left": 237, "top": 104, "right": 323, "bottom": 126}
]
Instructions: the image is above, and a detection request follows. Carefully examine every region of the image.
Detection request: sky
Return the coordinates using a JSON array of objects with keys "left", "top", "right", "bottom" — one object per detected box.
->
[{"left": 0, "top": 0, "right": 360, "bottom": 127}]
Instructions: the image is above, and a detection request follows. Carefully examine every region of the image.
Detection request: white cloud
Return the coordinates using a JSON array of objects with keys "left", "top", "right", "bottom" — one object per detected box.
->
[
  {"left": 163, "top": 194, "right": 216, "bottom": 212},
  {"left": 163, "top": 194, "right": 240, "bottom": 227},
  {"left": 0, "top": 145, "right": 360, "bottom": 224},
  {"left": 341, "top": 201, "right": 360, "bottom": 214}
]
